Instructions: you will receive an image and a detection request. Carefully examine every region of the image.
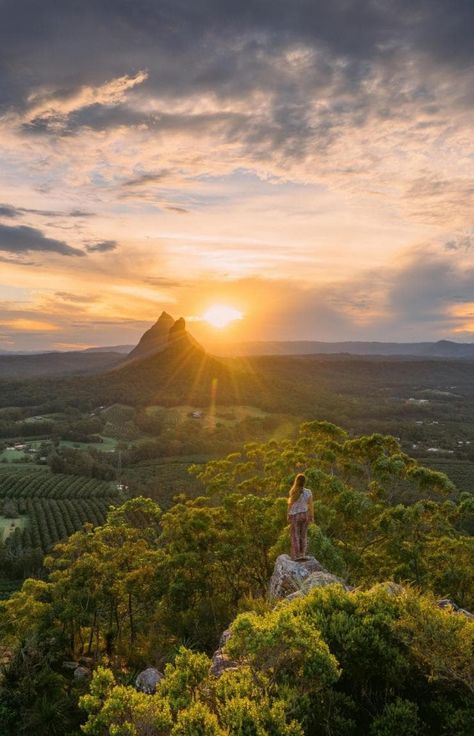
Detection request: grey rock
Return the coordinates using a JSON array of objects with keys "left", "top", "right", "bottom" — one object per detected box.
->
[
  {"left": 135, "top": 667, "right": 164, "bottom": 694},
  {"left": 269, "top": 554, "right": 346, "bottom": 600},
  {"left": 285, "top": 570, "right": 352, "bottom": 601},
  {"left": 210, "top": 629, "right": 238, "bottom": 677},
  {"left": 73, "top": 665, "right": 90, "bottom": 681},
  {"left": 219, "top": 628, "right": 232, "bottom": 648},
  {"left": 210, "top": 649, "right": 238, "bottom": 678},
  {"left": 437, "top": 598, "right": 474, "bottom": 620}
]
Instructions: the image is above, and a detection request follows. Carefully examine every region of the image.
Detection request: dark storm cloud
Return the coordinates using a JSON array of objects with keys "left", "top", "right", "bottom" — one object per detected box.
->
[
  {"left": 263, "top": 251, "right": 474, "bottom": 339},
  {"left": 385, "top": 253, "right": 474, "bottom": 330},
  {"left": 86, "top": 240, "right": 118, "bottom": 253},
  {"left": 2, "top": 1, "right": 473, "bottom": 154},
  {"left": 0, "top": 223, "right": 84, "bottom": 256}
]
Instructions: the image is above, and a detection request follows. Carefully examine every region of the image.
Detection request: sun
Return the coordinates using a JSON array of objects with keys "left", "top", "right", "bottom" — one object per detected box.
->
[{"left": 202, "top": 305, "right": 243, "bottom": 329}]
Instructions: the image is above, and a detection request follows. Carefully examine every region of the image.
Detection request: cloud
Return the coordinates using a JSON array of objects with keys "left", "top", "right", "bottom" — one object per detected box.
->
[
  {"left": 0, "top": 223, "right": 84, "bottom": 256},
  {"left": 86, "top": 240, "right": 118, "bottom": 253},
  {"left": 0, "top": 254, "right": 37, "bottom": 266},
  {"left": 165, "top": 205, "right": 189, "bottom": 214},
  {"left": 55, "top": 292, "right": 99, "bottom": 304},
  {"left": 1, "top": 0, "right": 474, "bottom": 351},
  {"left": 0, "top": 204, "right": 19, "bottom": 218},
  {"left": 0, "top": 0, "right": 472, "bottom": 226},
  {"left": 122, "top": 171, "right": 172, "bottom": 187},
  {"left": 22, "top": 71, "right": 148, "bottom": 131},
  {"left": 444, "top": 228, "right": 474, "bottom": 253},
  {"left": 0, "top": 202, "right": 95, "bottom": 219},
  {"left": 0, "top": 318, "right": 59, "bottom": 332},
  {"left": 144, "top": 277, "right": 186, "bottom": 288},
  {"left": 387, "top": 251, "right": 474, "bottom": 324}
]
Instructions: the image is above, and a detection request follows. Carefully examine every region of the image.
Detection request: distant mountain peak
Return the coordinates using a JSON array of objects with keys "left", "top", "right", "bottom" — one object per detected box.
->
[
  {"left": 127, "top": 312, "right": 175, "bottom": 361},
  {"left": 158, "top": 310, "right": 174, "bottom": 322},
  {"left": 126, "top": 313, "right": 201, "bottom": 362},
  {"left": 169, "top": 317, "right": 186, "bottom": 338}
]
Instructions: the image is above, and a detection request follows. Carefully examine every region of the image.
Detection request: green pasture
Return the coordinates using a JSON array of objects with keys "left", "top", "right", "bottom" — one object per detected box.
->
[
  {"left": 145, "top": 403, "right": 270, "bottom": 428},
  {"left": 59, "top": 435, "right": 119, "bottom": 452},
  {"left": 0, "top": 435, "right": 119, "bottom": 464},
  {"left": 0, "top": 448, "right": 34, "bottom": 462}
]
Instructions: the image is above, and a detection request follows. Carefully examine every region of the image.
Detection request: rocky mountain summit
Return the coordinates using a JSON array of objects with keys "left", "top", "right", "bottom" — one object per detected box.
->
[
  {"left": 127, "top": 311, "right": 175, "bottom": 361},
  {"left": 126, "top": 311, "right": 201, "bottom": 362}
]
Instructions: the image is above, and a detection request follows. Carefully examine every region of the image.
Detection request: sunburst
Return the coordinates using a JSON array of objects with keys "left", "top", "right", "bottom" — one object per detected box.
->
[{"left": 202, "top": 305, "right": 243, "bottom": 329}]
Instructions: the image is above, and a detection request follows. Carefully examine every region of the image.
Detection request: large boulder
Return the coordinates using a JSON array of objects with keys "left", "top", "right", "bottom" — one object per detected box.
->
[
  {"left": 269, "top": 554, "right": 349, "bottom": 600},
  {"left": 135, "top": 667, "right": 164, "bottom": 694}
]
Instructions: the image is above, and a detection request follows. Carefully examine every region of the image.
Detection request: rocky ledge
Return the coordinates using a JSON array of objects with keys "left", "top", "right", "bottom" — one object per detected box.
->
[{"left": 269, "top": 554, "right": 351, "bottom": 600}]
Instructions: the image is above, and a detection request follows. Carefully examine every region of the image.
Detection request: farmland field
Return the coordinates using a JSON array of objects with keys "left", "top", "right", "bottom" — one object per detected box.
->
[
  {"left": 145, "top": 403, "right": 270, "bottom": 429},
  {"left": 0, "top": 470, "right": 124, "bottom": 580},
  {"left": 423, "top": 458, "right": 474, "bottom": 492},
  {"left": 0, "top": 435, "right": 120, "bottom": 463}
]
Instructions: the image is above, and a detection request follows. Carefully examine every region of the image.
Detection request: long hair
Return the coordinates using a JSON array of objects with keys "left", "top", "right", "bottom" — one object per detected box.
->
[{"left": 288, "top": 473, "right": 305, "bottom": 506}]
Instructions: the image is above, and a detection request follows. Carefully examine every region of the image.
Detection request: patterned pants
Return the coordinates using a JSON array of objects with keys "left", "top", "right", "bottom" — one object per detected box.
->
[{"left": 290, "top": 512, "right": 309, "bottom": 560}]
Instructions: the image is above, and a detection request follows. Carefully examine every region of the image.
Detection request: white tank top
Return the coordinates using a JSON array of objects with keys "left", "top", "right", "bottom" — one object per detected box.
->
[{"left": 289, "top": 488, "right": 312, "bottom": 515}]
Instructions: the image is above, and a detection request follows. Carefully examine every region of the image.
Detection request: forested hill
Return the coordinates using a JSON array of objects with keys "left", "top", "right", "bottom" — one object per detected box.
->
[
  {"left": 3, "top": 350, "right": 474, "bottom": 420},
  {"left": 0, "top": 350, "right": 123, "bottom": 379},
  {"left": 225, "top": 338, "right": 474, "bottom": 358},
  {"left": 0, "top": 319, "right": 279, "bottom": 410}
]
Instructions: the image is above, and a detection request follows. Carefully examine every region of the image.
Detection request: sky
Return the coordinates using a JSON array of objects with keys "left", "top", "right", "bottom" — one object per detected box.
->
[{"left": 1, "top": 0, "right": 474, "bottom": 351}]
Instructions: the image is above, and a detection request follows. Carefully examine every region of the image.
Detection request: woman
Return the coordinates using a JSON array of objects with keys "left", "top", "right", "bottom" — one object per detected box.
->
[{"left": 287, "top": 473, "right": 314, "bottom": 560}]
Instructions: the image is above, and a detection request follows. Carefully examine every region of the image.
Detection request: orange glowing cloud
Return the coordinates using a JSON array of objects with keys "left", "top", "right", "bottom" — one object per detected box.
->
[
  {"left": 450, "top": 303, "right": 474, "bottom": 333},
  {"left": 1, "top": 319, "right": 60, "bottom": 332}
]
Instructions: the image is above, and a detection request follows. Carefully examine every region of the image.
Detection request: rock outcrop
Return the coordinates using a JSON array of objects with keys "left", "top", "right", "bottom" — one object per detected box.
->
[
  {"left": 135, "top": 667, "right": 164, "bottom": 694},
  {"left": 73, "top": 665, "right": 91, "bottom": 681},
  {"left": 210, "top": 629, "right": 238, "bottom": 677},
  {"left": 269, "top": 554, "right": 351, "bottom": 600},
  {"left": 209, "top": 557, "right": 474, "bottom": 680},
  {"left": 437, "top": 598, "right": 474, "bottom": 620}
]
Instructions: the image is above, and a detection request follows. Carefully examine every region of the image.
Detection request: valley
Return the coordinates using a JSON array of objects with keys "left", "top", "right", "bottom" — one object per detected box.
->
[{"left": 1, "top": 315, "right": 474, "bottom": 601}]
